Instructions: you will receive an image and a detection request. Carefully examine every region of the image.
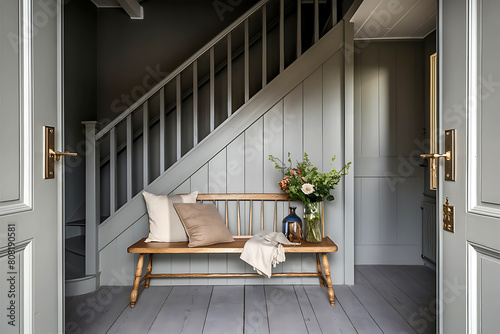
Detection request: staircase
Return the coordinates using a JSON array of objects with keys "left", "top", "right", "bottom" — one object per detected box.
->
[{"left": 71, "top": 0, "right": 349, "bottom": 295}]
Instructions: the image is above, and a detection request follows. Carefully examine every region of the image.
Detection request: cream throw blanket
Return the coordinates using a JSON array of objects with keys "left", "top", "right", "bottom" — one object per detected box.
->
[{"left": 240, "top": 231, "right": 300, "bottom": 278}]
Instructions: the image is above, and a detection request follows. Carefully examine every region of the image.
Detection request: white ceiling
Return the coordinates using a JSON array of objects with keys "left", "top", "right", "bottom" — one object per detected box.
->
[{"left": 350, "top": 0, "right": 436, "bottom": 39}]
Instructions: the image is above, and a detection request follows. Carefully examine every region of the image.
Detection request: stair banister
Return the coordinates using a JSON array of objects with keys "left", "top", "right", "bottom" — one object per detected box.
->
[{"left": 95, "top": 0, "right": 270, "bottom": 141}]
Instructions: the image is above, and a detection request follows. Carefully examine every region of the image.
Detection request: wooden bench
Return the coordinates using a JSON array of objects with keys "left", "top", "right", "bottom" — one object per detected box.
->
[{"left": 127, "top": 193, "right": 338, "bottom": 307}]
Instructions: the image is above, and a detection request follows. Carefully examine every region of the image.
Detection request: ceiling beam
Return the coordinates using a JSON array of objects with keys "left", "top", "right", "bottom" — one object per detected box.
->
[
  {"left": 91, "top": 0, "right": 144, "bottom": 19},
  {"left": 117, "top": 0, "right": 144, "bottom": 19}
]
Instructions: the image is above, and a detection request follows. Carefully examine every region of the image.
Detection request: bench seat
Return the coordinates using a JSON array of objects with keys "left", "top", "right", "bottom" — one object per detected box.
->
[
  {"left": 127, "top": 193, "right": 339, "bottom": 308},
  {"left": 128, "top": 236, "right": 338, "bottom": 254}
]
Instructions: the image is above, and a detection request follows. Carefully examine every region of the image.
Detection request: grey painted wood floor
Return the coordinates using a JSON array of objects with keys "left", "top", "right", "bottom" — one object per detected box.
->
[{"left": 65, "top": 265, "right": 436, "bottom": 334}]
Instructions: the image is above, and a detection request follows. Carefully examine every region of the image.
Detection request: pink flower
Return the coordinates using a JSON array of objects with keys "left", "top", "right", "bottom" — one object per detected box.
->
[
  {"left": 290, "top": 169, "right": 296, "bottom": 176},
  {"left": 297, "top": 168, "right": 301, "bottom": 175}
]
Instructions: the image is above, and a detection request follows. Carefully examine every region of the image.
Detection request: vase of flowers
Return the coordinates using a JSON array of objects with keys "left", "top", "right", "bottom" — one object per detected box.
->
[{"left": 269, "top": 153, "right": 350, "bottom": 243}]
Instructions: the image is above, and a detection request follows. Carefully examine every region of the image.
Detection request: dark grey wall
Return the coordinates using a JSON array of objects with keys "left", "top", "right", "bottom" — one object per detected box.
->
[
  {"left": 64, "top": 0, "right": 97, "bottom": 222},
  {"left": 96, "top": 0, "right": 259, "bottom": 125}
]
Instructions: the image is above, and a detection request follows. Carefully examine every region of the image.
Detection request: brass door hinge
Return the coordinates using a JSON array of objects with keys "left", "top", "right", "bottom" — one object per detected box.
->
[{"left": 443, "top": 197, "right": 454, "bottom": 233}]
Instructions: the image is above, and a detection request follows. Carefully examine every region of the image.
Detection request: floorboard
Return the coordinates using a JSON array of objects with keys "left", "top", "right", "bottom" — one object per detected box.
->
[
  {"left": 294, "top": 285, "right": 322, "bottom": 334},
  {"left": 376, "top": 266, "right": 436, "bottom": 309},
  {"left": 358, "top": 265, "right": 435, "bottom": 334},
  {"left": 74, "top": 287, "right": 131, "bottom": 334},
  {"left": 304, "top": 285, "right": 357, "bottom": 333},
  {"left": 65, "top": 265, "right": 437, "bottom": 334},
  {"left": 65, "top": 291, "right": 96, "bottom": 334},
  {"left": 203, "top": 286, "right": 244, "bottom": 334},
  {"left": 403, "top": 265, "right": 436, "bottom": 294},
  {"left": 265, "top": 286, "right": 308, "bottom": 334},
  {"left": 334, "top": 284, "right": 383, "bottom": 334},
  {"left": 350, "top": 269, "right": 417, "bottom": 333},
  {"left": 244, "top": 286, "right": 270, "bottom": 334},
  {"left": 149, "top": 286, "right": 212, "bottom": 334},
  {"left": 106, "top": 286, "right": 172, "bottom": 334}
]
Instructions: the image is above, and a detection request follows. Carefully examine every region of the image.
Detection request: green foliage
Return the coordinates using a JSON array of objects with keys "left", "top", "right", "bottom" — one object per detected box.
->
[{"left": 269, "top": 152, "right": 351, "bottom": 204}]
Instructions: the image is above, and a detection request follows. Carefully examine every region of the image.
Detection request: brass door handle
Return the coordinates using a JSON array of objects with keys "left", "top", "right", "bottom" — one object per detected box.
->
[
  {"left": 420, "top": 152, "right": 450, "bottom": 160},
  {"left": 44, "top": 126, "right": 78, "bottom": 179},
  {"left": 49, "top": 149, "right": 77, "bottom": 161},
  {"left": 420, "top": 129, "right": 456, "bottom": 181}
]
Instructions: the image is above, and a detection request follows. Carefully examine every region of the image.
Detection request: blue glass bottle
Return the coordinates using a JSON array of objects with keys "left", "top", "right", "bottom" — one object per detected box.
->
[{"left": 282, "top": 207, "right": 303, "bottom": 242}]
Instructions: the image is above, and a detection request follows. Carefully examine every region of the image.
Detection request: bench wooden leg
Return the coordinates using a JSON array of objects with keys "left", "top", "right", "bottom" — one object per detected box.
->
[
  {"left": 130, "top": 254, "right": 144, "bottom": 308},
  {"left": 145, "top": 254, "right": 153, "bottom": 288},
  {"left": 316, "top": 253, "right": 324, "bottom": 287},
  {"left": 321, "top": 252, "right": 335, "bottom": 306}
]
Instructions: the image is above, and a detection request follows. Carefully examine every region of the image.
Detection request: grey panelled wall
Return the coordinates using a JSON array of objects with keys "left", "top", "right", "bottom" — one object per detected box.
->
[
  {"left": 354, "top": 41, "right": 425, "bottom": 265},
  {"left": 99, "top": 49, "right": 346, "bottom": 286}
]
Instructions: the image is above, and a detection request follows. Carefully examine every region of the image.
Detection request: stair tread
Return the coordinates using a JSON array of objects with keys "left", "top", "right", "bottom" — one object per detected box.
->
[
  {"left": 66, "top": 235, "right": 85, "bottom": 256},
  {"left": 66, "top": 216, "right": 107, "bottom": 226},
  {"left": 66, "top": 219, "right": 85, "bottom": 227}
]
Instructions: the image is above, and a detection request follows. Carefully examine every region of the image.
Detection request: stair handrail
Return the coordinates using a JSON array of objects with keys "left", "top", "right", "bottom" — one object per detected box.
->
[{"left": 96, "top": 0, "right": 269, "bottom": 140}]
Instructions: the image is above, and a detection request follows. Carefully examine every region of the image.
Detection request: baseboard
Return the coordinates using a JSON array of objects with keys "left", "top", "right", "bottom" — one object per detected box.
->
[
  {"left": 354, "top": 245, "right": 423, "bottom": 265},
  {"left": 65, "top": 273, "right": 100, "bottom": 297}
]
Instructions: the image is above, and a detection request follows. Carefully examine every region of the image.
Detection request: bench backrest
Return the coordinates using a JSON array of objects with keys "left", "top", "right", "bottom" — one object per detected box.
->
[{"left": 194, "top": 193, "right": 324, "bottom": 238}]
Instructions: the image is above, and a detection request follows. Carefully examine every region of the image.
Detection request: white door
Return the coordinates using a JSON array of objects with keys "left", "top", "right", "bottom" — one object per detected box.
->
[
  {"left": 440, "top": 0, "right": 500, "bottom": 332},
  {"left": 0, "top": 1, "right": 63, "bottom": 333}
]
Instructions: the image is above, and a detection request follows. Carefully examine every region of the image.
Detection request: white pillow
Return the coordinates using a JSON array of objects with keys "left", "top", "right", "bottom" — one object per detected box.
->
[{"left": 142, "top": 191, "right": 198, "bottom": 242}]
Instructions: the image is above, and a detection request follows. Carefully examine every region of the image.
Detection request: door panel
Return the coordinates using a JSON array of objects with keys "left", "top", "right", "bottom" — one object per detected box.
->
[
  {"left": 0, "top": 0, "right": 62, "bottom": 333},
  {"left": 441, "top": 0, "right": 500, "bottom": 332},
  {"left": 0, "top": 0, "right": 28, "bottom": 213}
]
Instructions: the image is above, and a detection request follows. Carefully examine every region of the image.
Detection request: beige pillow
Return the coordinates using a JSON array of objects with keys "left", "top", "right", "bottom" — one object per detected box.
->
[
  {"left": 142, "top": 191, "right": 198, "bottom": 242},
  {"left": 173, "top": 203, "right": 234, "bottom": 247}
]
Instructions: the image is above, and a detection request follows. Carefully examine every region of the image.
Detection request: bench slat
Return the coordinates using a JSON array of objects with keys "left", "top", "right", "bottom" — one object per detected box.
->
[
  {"left": 128, "top": 237, "right": 338, "bottom": 254},
  {"left": 196, "top": 193, "right": 290, "bottom": 201}
]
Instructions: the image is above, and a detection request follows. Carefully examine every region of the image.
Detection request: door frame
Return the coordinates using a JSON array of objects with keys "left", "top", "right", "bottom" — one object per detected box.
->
[
  {"left": 437, "top": 1, "right": 444, "bottom": 332},
  {"left": 56, "top": 0, "right": 65, "bottom": 331}
]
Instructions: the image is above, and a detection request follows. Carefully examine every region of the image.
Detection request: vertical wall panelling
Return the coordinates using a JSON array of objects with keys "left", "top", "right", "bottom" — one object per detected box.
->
[
  {"left": 99, "top": 239, "right": 117, "bottom": 286},
  {"left": 378, "top": 47, "right": 397, "bottom": 157},
  {"left": 263, "top": 101, "right": 285, "bottom": 284},
  {"left": 354, "top": 41, "right": 425, "bottom": 265},
  {"left": 303, "top": 67, "right": 324, "bottom": 284},
  {"left": 208, "top": 150, "right": 228, "bottom": 285},
  {"left": 98, "top": 42, "right": 349, "bottom": 285},
  {"left": 116, "top": 225, "right": 137, "bottom": 287},
  {"left": 133, "top": 215, "right": 150, "bottom": 279},
  {"left": 360, "top": 45, "right": 379, "bottom": 157},
  {"left": 189, "top": 165, "right": 209, "bottom": 285},
  {"left": 283, "top": 84, "right": 304, "bottom": 283},
  {"left": 342, "top": 22, "right": 355, "bottom": 282},
  {"left": 226, "top": 134, "right": 247, "bottom": 284},
  {"left": 322, "top": 50, "right": 345, "bottom": 284},
  {"left": 244, "top": 118, "right": 265, "bottom": 284}
]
